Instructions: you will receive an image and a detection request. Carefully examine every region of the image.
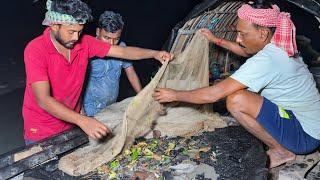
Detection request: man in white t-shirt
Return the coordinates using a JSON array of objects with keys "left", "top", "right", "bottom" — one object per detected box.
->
[{"left": 153, "top": 1, "right": 320, "bottom": 168}]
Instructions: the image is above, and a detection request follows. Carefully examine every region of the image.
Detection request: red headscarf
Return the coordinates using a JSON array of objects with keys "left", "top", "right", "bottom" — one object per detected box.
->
[{"left": 237, "top": 4, "right": 298, "bottom": 57}]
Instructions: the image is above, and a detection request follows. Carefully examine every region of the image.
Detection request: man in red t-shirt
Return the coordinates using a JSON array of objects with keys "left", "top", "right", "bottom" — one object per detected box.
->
[{"left": 23, "top": 0, "right": 173, "bottom": 144}]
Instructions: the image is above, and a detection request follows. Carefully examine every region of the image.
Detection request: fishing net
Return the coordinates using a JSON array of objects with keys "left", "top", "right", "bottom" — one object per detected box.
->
[{"left": 58, "top": 32, "right": 226, "bottom": 176}]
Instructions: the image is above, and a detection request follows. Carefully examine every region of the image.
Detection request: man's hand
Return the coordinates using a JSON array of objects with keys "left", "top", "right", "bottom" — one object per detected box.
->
[
  {"left": 77, "top": 117, "right": 110, "bottom": 140},
  {"left": 199, "top": 28, "right": 218, "bottom": 43},
  {"left": 154, "top": 51, "right": 174, "bottom": 64},
  {"left": 153, "top": 88, "right": 178, "bottom": 103},
  {"left": 199, "top": 28, "right": 250, "bottom": 57}
]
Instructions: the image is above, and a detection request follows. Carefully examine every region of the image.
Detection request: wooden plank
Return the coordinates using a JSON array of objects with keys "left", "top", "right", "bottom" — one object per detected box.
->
[
  {"left": 0, "top": 134, "right": 88, "bottom": 179},
  {"left": 0, "top": 128, "right": 87, "bottom": 174}
]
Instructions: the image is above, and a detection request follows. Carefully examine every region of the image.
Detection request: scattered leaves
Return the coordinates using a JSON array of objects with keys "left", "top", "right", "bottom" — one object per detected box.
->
[{"left": 99, "top": 135, "right": 217, "bottom": 179}]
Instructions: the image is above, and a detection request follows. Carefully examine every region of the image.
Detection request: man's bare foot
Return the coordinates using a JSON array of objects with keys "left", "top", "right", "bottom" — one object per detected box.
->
[{"left": 267, "top": 148, "right": 296, "bottom": 168}]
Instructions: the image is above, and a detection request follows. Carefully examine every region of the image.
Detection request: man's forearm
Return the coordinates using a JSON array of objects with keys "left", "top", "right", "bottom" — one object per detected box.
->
[
  {"left": 175, "top": 78, "right": 245, "bottom": 104},
  {"left": 129, "top": 76, "right": 142, "bottom": 93},
  {"left": 215, "top": 39, "right": 250, "bottom": 57},
  {"left": 126, "top": 68, "right": 142, "bottom": 93},
  {"left": 175, "top": 86, "right": 224, "bottom": 104},
  {"left": 38, "top": 96, "right": 84, "bottom": 126},
  {"left": 109, "top": 45, "right": 157, "bottom": 60},
  {"left": 124, "top": 46, "right": 157, "bottom": 60}
]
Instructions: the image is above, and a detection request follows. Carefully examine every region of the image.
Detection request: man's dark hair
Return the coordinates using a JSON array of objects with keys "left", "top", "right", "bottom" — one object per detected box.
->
[
  {"left": 248, "top": 0, "right": 276, "bottom": 34},
  {"left": 250, "top": 0, "right": 273, "bottom": 9},
  {"left": 98, "top": 11, "right": 124, "bottom": 33},
  {"left": 51, "top": 0, "right": 93, "bottom": 23}
]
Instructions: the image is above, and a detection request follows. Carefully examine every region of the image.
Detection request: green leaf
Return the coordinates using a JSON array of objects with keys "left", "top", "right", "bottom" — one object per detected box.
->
[
  {"left": 148, "top": 140, "right": 158, "bottom": 151},
  {"left": 161, "top": 155, "right": 171, "bottom": 164},
  {"left": 165, "top": 142, "right": 176, "bottom": 155},
  {"left": 168, "top": 143, "right": 176, "bottom": 150},
  {"left": 108, "top": 170, "right": 117, "bottom": 179},
  {"left": 109, "top": 160, "right": 120, "bottom": 170},
  {"left": 143, "top": 148, "right": 154, "bottom": 156},
  {"left": 182, "top": 148, "right": 189, "bottom": 155},
  {"left": 146, "top": 155, "right": 153, "bottom": 160},
  {"left": 131, "top": 147, "right": 141, "bottom": 161}
]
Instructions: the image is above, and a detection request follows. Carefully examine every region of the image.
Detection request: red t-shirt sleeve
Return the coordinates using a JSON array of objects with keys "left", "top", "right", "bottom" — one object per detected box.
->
[
  {"left": 24, "top": 45, "right": 49, "bottom": 85},
  {"left": 83, "top": 35, "right": 111, "bottom": 58}
]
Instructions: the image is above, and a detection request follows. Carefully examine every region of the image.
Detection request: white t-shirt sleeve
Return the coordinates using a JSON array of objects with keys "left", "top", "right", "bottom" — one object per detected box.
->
[{"left": 230, "top": 54, "right": 276, "bottom": 93}]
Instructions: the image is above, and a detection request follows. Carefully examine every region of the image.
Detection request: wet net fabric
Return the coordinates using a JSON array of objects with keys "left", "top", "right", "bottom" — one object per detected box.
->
[{"left": 58, "top": 32, "right": 226, "bottom": 176}]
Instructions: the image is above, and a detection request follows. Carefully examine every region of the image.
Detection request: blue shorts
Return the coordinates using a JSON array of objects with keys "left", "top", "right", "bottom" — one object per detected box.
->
[{"left": 257, "top": 98, "right": 320, "bottom": 154}]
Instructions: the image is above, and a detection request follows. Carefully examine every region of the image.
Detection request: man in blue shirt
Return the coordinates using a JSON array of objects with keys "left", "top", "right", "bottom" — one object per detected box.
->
[{"left": 83, "top": 11, "right": 142, "bottom": 117}]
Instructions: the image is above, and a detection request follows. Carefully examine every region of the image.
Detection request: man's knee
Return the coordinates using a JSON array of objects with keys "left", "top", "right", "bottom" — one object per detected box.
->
[
  {"left": 226, "top": 90, "right": 247, "bottom": 112},
  {"left": 227, "top": 90, "right": 264, "bottom": 120}
]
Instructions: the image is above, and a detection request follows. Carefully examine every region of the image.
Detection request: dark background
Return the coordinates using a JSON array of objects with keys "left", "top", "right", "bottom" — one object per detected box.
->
[
  {"left": 0, "top": 0, "right": 201, "bottom": 154},
  {"left": 87, "top": 0, "right": 203, "bottom": 100},
  {"left": 0, "top": 0, "right": 202, "bottom": 98}
]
